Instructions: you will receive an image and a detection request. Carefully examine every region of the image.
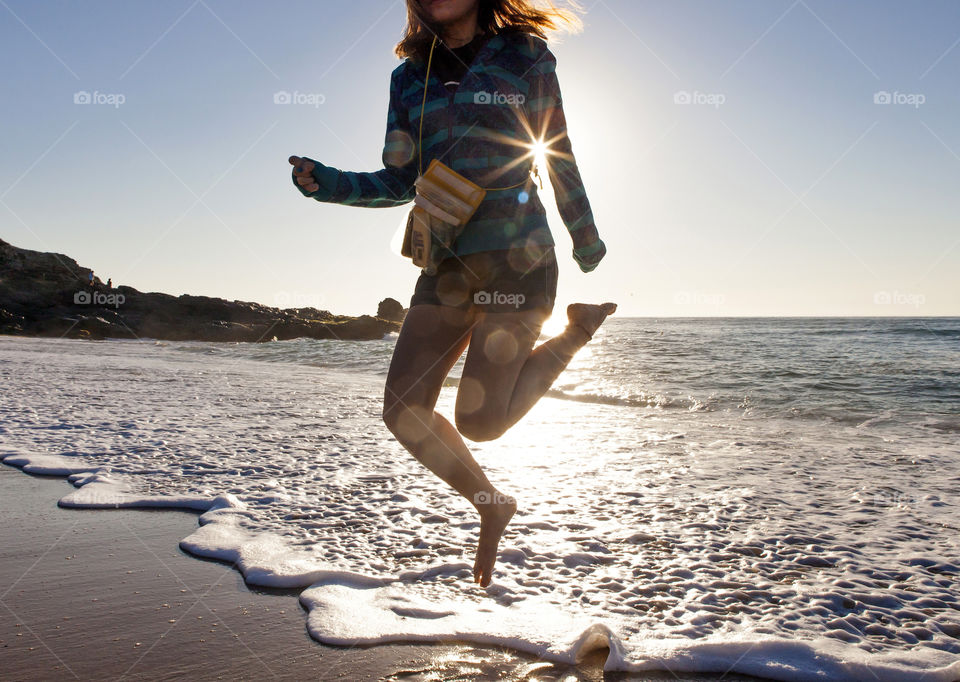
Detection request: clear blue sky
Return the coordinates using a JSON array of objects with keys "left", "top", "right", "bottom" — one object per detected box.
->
[{"left": 2, "top": 0, "right": 958, "bottom": 316}]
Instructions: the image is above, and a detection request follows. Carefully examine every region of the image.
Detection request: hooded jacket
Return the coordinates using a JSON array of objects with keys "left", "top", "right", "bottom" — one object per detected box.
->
[{"left": 294, "top": 29, "right": 606, "bottom": 273}]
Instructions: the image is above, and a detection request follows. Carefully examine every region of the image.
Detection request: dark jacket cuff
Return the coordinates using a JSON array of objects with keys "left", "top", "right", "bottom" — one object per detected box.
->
[{"left": 572, "top": 239, "right": 606, "bottom": 273}]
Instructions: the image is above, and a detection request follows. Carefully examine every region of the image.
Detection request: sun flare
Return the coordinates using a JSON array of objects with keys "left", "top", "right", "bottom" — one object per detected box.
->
[
  {"left": 530, "top": 138, "right": 549, "bottom": 169},
  {"left": 539, "top": 312, "right": 567, "bottom": 338}
]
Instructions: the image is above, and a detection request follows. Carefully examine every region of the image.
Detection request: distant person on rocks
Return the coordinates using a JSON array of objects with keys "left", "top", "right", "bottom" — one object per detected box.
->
[{"left": 106, "top": 278, "right": 112, "bottom": 289}]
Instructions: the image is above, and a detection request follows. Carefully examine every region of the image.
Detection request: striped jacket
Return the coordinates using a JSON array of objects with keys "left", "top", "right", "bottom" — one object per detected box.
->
[{"left": 294, "top": 29, "right": 606, "bottom": 272}]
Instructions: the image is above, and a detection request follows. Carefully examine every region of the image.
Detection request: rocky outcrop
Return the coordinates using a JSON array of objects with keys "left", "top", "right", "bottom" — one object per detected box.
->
[
  {"left": 377, "top": 297, "right": 407, "bottom": 322},
  {"left": 0, "top": 238, "right": 402, "bottom": 342}
]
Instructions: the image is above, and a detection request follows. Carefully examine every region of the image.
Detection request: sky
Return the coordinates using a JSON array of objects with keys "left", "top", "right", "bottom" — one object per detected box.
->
[{"left": 1, "top": 0, "right": 958, "bottom": 317}]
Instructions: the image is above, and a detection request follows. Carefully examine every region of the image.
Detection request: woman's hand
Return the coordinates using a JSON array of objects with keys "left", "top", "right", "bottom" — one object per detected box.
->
[{"left": 289, "top": 156, "right": 319, "bottom": 193}]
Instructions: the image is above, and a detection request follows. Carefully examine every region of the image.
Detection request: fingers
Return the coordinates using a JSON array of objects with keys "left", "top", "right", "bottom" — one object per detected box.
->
[
  {"left": 295, "top": 175, "right": 319, "bottom": 192},
  {"left": 289, "top": 156, "right": 319, "bottom": 191},
  {"left": 288, "top": 156, "right": 315, "bottom": 176}
]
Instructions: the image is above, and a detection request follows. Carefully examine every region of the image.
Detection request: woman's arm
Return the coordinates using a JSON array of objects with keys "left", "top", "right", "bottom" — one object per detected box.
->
[
  {"left": 292, "top": 67, "right": 418, "bottom": 208},
  {"left": 527, "top": 49, "right": 607, "bottom": 272}
]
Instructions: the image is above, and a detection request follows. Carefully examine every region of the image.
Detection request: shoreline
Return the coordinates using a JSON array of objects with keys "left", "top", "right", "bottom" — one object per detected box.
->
[
  {"left": 0, "top": 463, "right": 769, "bottom": 681},
  {"left": 0, "top": 465, "right": 571, "bottom": 680}
]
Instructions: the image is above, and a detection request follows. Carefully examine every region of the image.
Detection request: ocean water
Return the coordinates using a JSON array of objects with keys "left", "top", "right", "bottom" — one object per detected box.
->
[{"left": 2, "top": 318, "right": 959, "bottom": 680}]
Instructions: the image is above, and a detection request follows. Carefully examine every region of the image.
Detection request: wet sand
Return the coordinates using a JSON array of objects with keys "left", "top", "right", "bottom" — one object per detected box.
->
[{"left": 0, "top": 464, "right": 767, "bottom": 681}]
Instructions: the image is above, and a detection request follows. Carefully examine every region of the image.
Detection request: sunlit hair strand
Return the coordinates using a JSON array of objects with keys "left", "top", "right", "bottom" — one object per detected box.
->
[{"left": 395, "top": 0, "right": 583, "bottom": 62}]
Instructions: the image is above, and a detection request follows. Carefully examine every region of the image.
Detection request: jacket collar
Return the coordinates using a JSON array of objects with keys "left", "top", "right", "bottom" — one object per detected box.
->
[{"left": 420, "top": 31, "right": 512, "bottom": 96}]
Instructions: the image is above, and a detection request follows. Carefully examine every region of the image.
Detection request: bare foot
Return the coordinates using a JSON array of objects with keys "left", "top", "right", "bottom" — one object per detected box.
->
[
  {"left": 567, "top": 302, "right": 618, "bottom": 339},
  {"left": 473, "top": 493, "right": 517, "bottom": 587}
]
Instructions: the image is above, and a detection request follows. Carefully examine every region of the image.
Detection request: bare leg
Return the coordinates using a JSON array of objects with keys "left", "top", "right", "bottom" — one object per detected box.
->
[
  {"left": 382, "top": 305, "right": 514, "bottom": 586},
  {"left": 453, "top": 302, "right": 615, "bottom": 586},
  {"left": 472, "top": 490, "right": 516, "bottom": 587},
  {"left": 456, "top": 302, "right": 617, "bottom": 442},
  {"left": 506, "top": 302, "right": 618, "bottom": 424},
  {"left": 385, "top": 302, "right": 615, "bottom": 586},
  {"left": 384, "top": 305, "right": 486, "bottom": 500}
]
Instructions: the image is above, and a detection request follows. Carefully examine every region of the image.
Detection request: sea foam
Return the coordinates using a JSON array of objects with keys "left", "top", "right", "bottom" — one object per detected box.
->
[{"left": 3, "top": 331, "right": 960, "bottom": 680}]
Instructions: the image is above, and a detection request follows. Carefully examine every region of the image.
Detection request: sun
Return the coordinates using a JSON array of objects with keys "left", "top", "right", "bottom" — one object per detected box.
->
[
  {"left": 539, "top": 312, "right": 568, "bottom": 338},
  {"left": 530, "top": 138, "right": 549, "bottom": 168}
]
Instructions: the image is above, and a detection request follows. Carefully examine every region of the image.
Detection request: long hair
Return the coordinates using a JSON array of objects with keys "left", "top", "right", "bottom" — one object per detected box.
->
[{"left": 395, "top": 0, "right": 582, "bottom": 63}]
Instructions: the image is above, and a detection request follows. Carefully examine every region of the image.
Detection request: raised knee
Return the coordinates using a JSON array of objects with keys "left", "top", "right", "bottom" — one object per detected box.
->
[{"left": 455, "top": 412, "right": 504, "bottom": 443}]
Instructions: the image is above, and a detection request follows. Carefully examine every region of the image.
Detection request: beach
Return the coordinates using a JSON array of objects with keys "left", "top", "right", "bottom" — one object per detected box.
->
[
  {"left": 4, "top": 0, "right": 960, "bottom": 676},
  {"left": 0, "top": 463, "right": 768, "bottom": 681},
  {"left": 0, "top": 465, "right": 482, "bottom": 680},
  {"left": 2, "top": 321, "right": 959, "bottom": 680}
]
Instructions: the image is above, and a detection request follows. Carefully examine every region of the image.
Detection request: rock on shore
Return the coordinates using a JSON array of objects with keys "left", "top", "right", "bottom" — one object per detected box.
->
[{"left": 0, "top": 238, "right": 405, "bottom": 342}]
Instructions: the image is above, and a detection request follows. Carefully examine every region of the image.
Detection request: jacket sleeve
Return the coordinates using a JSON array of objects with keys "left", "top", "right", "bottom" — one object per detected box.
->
[
  {"left": 526, "top": 48, "right": 606, "bottom": 272},
  {"left": 293, "top": 67, "right": 418, "bottom": 208}
]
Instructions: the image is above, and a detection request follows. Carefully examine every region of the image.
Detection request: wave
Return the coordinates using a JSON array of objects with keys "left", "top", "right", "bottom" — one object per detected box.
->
[
  {"left": 796, "top": 317, "right": 960, "bottom": 337},
  {"left": 155, "top": 322, "right": 959, "bottom": 427},
  {"left": 922, "top": 418, "right": 960, "bottom": 434},
  {"left": 301, "top": 577, "right": 960, "bottom": 681},
  {"left": 543, "top": 388, "right": 708, "bottom": 410},
  {"left": 166, "top": 337, "right": 395, "bottom": 374},
  {"left": 441, "top": 376, "right": 704, "bottom": 411},
  {"left": 5, "top": 451, "right": 958, "bottom": 682}
]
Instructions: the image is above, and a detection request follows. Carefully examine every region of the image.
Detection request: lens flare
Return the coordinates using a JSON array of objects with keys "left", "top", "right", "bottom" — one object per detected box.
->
[
  {"left": 479, "top": 103, "right": 570, "bottom": 188},
  {"left": 530, "top": 138, "right": 549, "bottom": 171}
]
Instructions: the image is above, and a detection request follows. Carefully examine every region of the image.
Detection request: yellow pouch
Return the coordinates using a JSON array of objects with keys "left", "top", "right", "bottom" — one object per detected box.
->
[{"left": 403, "top": 159, "right": 486, "bottom": 275}]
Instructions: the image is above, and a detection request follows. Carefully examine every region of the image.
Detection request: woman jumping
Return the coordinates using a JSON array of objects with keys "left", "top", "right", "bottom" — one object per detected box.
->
[{"left": 290, "top": 0, "right": 615, "bottom": 587}]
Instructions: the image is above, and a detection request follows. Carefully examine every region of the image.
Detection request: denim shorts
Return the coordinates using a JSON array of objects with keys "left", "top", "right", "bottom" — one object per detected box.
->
[{"left": 410, "top": 248, "right": 557, "bottom": 314}]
